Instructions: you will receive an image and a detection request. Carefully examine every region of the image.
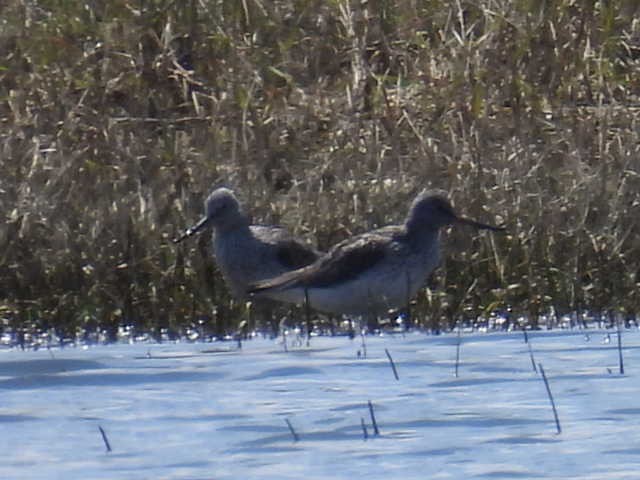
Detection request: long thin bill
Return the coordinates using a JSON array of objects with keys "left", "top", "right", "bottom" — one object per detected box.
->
[
  {"left": 173, "top": 216, "right": 210, "bottom": 244},
  {"left": 457, "top": 216, "right": 505, "bottom": 232}
]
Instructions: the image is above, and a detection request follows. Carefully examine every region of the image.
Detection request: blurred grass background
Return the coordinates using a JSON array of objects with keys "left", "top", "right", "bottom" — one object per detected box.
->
[{"left": 1, "top": 0, "right": 639, "bottom": 344}]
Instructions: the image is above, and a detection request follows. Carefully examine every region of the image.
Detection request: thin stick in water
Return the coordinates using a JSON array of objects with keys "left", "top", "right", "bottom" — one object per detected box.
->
[
  {"left": 368, "top": 400, "right": 380, "bottom": 436},
  {"left": 281, "top": 317, "right": 288, "bottom": 353},
  {"left": 525, "top": 331, "right": 537, "bottom": 373},
  {"left": 405, "top": 271, "right": 412, "bottom": 329},
  {"left": 360, "top": 417, "right": 368, "bottom": 441},
  {"left": 617, "top": 322, "right": 625, "bottom": 375},
  {"left": 304, "top": 288, "right": 312, "bottom": 347},
  {"left": 285, "top": 418, "right": 300, "bottom": 442},
  {"left": 98, "top": 425, "right": 112, "bottom": 452},
  {"left": 236, "top": 320, "right": 245, "bottom": 350},
  {"left": 360, "top": 328, "right": 367, "bottom": 359},
  {"left": 385, "top": 348, "right": 400, "bottom": 380},
  {"left": 538, "top": 363, "right": 561, "bottom": 434},
  {"left": 454, "top": 324, "right": 461, "bottom": 378}
]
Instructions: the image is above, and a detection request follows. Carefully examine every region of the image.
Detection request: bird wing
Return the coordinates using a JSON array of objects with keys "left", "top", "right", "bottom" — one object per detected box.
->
[
  {"left": 250, "top": 225, "right": 319, "bottom": 269},
  {"left": 249, "top": 227, "right": 402, "bottom": 293},
  {"left": 275, "top": 239, "right": 320, "bottom": 269}
]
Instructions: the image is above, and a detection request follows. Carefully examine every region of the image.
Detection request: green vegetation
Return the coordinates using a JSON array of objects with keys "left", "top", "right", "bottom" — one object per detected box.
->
[{"left": 1, "top": 1, "right": 639, "bottom": 342}]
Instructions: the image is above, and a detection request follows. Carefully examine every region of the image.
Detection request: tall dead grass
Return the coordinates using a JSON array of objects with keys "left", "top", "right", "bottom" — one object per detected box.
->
[{"left": 1, "top": 0, "right": 639, "bottom": 341}]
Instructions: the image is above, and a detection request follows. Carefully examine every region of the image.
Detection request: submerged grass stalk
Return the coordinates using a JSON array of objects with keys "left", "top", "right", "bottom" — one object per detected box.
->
[
  {"left": 538, "top": 364, "right": 561, "bottom": 435},
  {"left": 367, "top": 400, "right": 380, "bottom": 436},
  {"left": 285, "top": 418, "right": 300, "bottom": 442},
  {"left": 360, "top": 329, "right": 367, "bottom": 359},
  {"left": 98, "top": 425, "right": 112, "bottom": 453},
  {"left": 361, "top": 417, "right": 368, "bottom": 441},
  {"left": 305, "top": 288, "right": 311, "bottom": 347},
  {"left": 455, "top": 326, "right": 462, "bottom": 378},
  {"left": 617, "top": 323, "right": 624, "bottom": 375},
  {"left": 385, "top": 348, "right": 400, "bottom": 380}
]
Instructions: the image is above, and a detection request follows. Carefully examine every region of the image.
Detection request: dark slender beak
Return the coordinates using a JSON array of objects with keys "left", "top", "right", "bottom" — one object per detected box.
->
[
  {"left": 173, "top": 216, "right": 210, "bottom": 244},
  {"left": 456, "top": 216, "right": 505, "bottom": 232}
]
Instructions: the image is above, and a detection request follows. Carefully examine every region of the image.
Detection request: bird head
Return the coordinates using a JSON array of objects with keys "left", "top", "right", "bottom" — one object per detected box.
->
[
  {"left": 173, "top": 187, "right": 244, "bottom": 243},
  {"left": 407, "top": 191, "right": 504, "bottom": 232}
]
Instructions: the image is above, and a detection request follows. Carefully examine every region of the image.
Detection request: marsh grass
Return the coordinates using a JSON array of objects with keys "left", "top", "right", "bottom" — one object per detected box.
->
[{"left": 1, "top": 1, "right": 639, "bottom": 342}]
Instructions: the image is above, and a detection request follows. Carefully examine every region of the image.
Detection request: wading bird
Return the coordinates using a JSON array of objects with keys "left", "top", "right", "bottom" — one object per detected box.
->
[
  {"left": 248, "top": 191, "right": 504, "bottom": 330},
  {"left": 175, "top": 188, "right": 320, "bottom": 335}
]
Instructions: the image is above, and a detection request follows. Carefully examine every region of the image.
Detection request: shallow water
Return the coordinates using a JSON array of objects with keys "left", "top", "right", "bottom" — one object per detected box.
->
[{"left": 1, "top": 329, "right": 639, "bottom": 479}]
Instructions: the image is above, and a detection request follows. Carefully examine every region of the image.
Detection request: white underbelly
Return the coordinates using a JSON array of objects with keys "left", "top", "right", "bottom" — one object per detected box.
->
[
  {"left": 310, "top": 276, "right": 412, "bottom": 315},
  {"left": 268, "top": 263, "right": 431, "bottom": 316}
]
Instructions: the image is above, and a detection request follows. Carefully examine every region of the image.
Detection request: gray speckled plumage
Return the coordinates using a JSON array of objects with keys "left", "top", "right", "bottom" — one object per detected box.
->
[
  {"left": 174, "top": 188, "right": 319, "bottom": 299},
  {"left": 248, "top": 191, "right": 504, "bottom": 316}
]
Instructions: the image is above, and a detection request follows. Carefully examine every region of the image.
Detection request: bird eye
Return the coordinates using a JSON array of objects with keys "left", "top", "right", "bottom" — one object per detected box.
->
[
  {"left": 436, "top": 200, "right": 454, "bottom": 216},
  {"left": 214, "top": 204, "right": 226, "bottom": 216}
]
